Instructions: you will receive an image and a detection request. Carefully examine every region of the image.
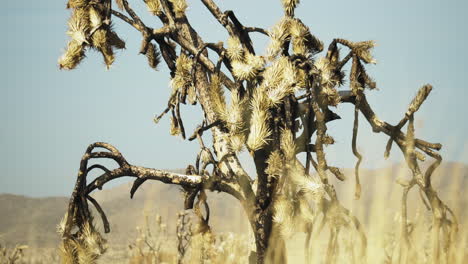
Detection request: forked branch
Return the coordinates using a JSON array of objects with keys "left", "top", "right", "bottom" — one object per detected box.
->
[{"left": 62, "top": 142, "right": 242, "bottom": 240}]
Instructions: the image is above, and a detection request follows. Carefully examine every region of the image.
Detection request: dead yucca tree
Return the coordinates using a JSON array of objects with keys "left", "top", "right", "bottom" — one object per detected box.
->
[{"left": 58, "top": 0, "right": 456, "bottom": 263}]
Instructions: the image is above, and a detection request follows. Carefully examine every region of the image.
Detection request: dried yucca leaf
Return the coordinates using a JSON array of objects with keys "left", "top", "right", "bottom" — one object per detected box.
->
[
  {"left": 171, "top": 53, "right": 193, "bottom": 90},
  {"left": 358, "top": 63, "right": 376, "bottom": 90},
  {"left": 170, "top": 74, "right": 188, "bottom": 93},
  {"left": 280, "top": 129, "right": 296, "bottom": 161},
  {"left": 289, "top": 171, "right": 325, "bottom": 201},
  {"left": 289, "top": 18, "right": 309, "bottom": 40},
  {"left": 200, "top": 148, "right": 211, "bottom": 164},
  {"left": 247, "top": 109, "right": 271, "bottom": 151},
  {"left": 170, "top": 116, "right": 181, "bottom": 136},
  {"left": 169, "top": 0, "right": 188, "bottom": 18},
  {"left": 321, "top": 86, "right": 341, "bottom": 106},
  {"left": 59, "top": 220, "right": 107, "bottom": 264},
  {"left": 59, "top": 241, "right": 77, "bottom": 264},
  {"left": 58, "top": 40, "right": 86, "bottom": 70},
  {"left": 91, "top": 28, "right": 107, "bottom": 49},
  {"left": 314, "top": 57, "right": 331, "bottom": 74},
  {"left": 227, "top": 36, "right": 244, "bottom": 61},
  {"left": 329, "top": 166, "right": 345, "bottom": 181},
  {"left": 223, "top": 89, "right": 246, "bottom": 132},
  {"left": 266, "top": 81, "right": 294, "bottom": 106},
  {"left": 115, "top": 0, "right": 124, "bottom": 10},
  {"left": 353, "top": 40, "right": 377, "bottom": 64},
  {"left": 146, "top": 42, "right": 161, "bottom": 69},
  {"left": 407, "top": 84, "right": 432, "bottom": 116},
  {"left": 266, "top": 150, "right": 284, "bottom": 176},
  {"left": 297, "top": 178, "right": 323, "bottom": 197},
  {"left": 245, "top": 53, "right": 265, "bottom": 71},
  {"left": 314, "top": 57, "right": 343, "bottom": 91},
  {"left": 298, "top": 198, "right": 314, "bottom": 222},
  {"left": 208, "top": 74, "right": 226, "bottom": 119},
  {"left": 108, "top": 30, "right": 126, "bottom": 49},
  {"left": 247, "top": 91, "right": 271, "bottom": 152},
  {"left": 91, "top": 29, "right": 115, "bottom": 69},
  {"left": 292, "top": 38, "right": 308, "bottom": 56},
  {"left": 81, "top": 223, "right": 107, "bottom": 256},
  {"left": 187, "top": 85, "right": 197, "bottom": 104},
  {"left": 290, "top": 18, "right": 323, "bottom": 55},
  {"left": 175, "top": 53, "right": 193, "bottom": 74},
  {"left": 281, "top": 57, "right": 298, "bottom": 85},
  {"left": 232, "top": 60, "right": 257, "bottom": 80},
  {"left": 295, "top": 68, "right": 307, "bottom": 88},
  {"left": 57, "top": 213, "right": 68, "bottom": 235},
  {"left": 281, "top": 0, "right": 300, "bottom": 16},
  {"left": 230, "top": 133, "right": 246, "bottom": 153},
  {"left": 75, "top": 242, "right": 98, "bottom": 264},
  {"left": 67, "top": 0, "right": 89, "bottom": 9},
  {"left": 101, "top": 47, "right": 115, "bottom": 69},
  {"left": 290, "top": 19, "right": 310, "bottom": 56},
  {"left": 88, "top": 6, "right": 103, "bottom": 28},
  {"left": 273, "top": 197, "right": 294, "bottom": 237},
  {"left": 262, "top": 57, "right": 297, "bottom": 104},
  {"left": 262, "top": 60, "right": 284, "bottom": 88},
  {"left": 266, "top": 17, "right": 291, "bottom": 59},
  {"left": 67, "top": 8, "right": 90, "bottom": 45},
  {"left": 323, "top": 134, "right": 335, "bottom": 145},
  {"left": 273, "top": 198, "right": 292, "bottom": 224},
  {"left": 145, "top": 0, "right": 162, "bottom": 16}
]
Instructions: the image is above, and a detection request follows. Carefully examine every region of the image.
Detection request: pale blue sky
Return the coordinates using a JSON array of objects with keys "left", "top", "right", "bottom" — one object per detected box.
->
[{"left": 1, "top": 0, "right": 467, "bottom": 197}]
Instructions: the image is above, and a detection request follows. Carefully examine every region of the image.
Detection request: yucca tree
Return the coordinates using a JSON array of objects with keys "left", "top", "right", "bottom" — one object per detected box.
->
[{"left": 57, "top": 0, "right": 457, "bottom": 263}]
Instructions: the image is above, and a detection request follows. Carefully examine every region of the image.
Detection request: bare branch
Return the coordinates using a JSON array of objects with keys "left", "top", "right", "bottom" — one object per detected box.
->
[
  {"left": 86, "top": 195, "right": 110, "bottom": 233},
  {"left": 111, "top": 9, "right": 139, "bottom": 29},
  {"left": 244, "top": 26, "right": 268, "bottom": 36},
  {"left": 121, "top": 0, "right": 146, "bottom": 31},
  {"left": 351, "top": 104, "right": 363, "bottom": 200}
]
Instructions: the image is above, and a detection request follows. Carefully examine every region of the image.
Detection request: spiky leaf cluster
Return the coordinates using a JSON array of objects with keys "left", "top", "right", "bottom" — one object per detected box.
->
[
  {"left": 223, "top": 90, "right": 250, "bottom": 152},
  {"left": 171, "top": 53, "right": 193, "bottom": 94},
  {"left": 266, "top": 16, "right": 323, "bottom": 60},
  {"left": 289, "top": 18, "right": 323, "bottom": 57},
  {"left": 281, "top": 0, "right": 300, "bottom": 16},
  {"left": 58, "top": 219, "right": 107, "bottom": 264},
  {"left": 114, "top": 0, "right": 124, "bottom": 10},
  {"left": 262, "top": 56, "right": 299, "bottom": 106},
  {"left": 145, "top": 0, "right": 162, "bottom": 16},
  {"left": 207, "top": 74, "right": 250, "bottom": 150},
  {"left": 228, "top": 36, "right": 265, "bottom": 81},
  {"left": 266, "top": 150, "right": 284, "bottom": 177},
  {"left": 272, "top": 161, "right": 324, "bottom": 237},
  {"left": 146, "top": 42, "right": 161, "bottom": 69},
  {"left": 266, "top": 17, "right": 291, "bottom": 59},
  {"left": 352, "top": 40, "right": 377, "bottom": 64},
  {"left": 312, "top": 57, "right": 344, "bottom": 106},
  {"left": 247, "top": 90, "right": 272, "bottom": 152},
  {"left": 59, "top": 1, "right": 125, "bottom": 69},
  {"left": 169, "top": 0, "right": 188, "bottom": 18}
]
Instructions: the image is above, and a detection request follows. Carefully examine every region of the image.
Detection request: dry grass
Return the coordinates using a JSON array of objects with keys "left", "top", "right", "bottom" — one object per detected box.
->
[
  {"left": 87, "top": 164, "right": 467, "bottom": 263},
  {"left": 4, "top": 166, "right": 465, "bottom": 264}
]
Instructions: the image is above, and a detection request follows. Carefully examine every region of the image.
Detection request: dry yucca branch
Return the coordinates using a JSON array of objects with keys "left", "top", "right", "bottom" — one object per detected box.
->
[{"left": 58, "top": 1, "right": 457, "bottom": 263}]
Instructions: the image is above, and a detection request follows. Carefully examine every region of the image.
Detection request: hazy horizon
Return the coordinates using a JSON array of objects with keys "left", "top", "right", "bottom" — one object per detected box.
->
[{"left": 2, "top": 0, "right": 468, "bottom": 197}]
